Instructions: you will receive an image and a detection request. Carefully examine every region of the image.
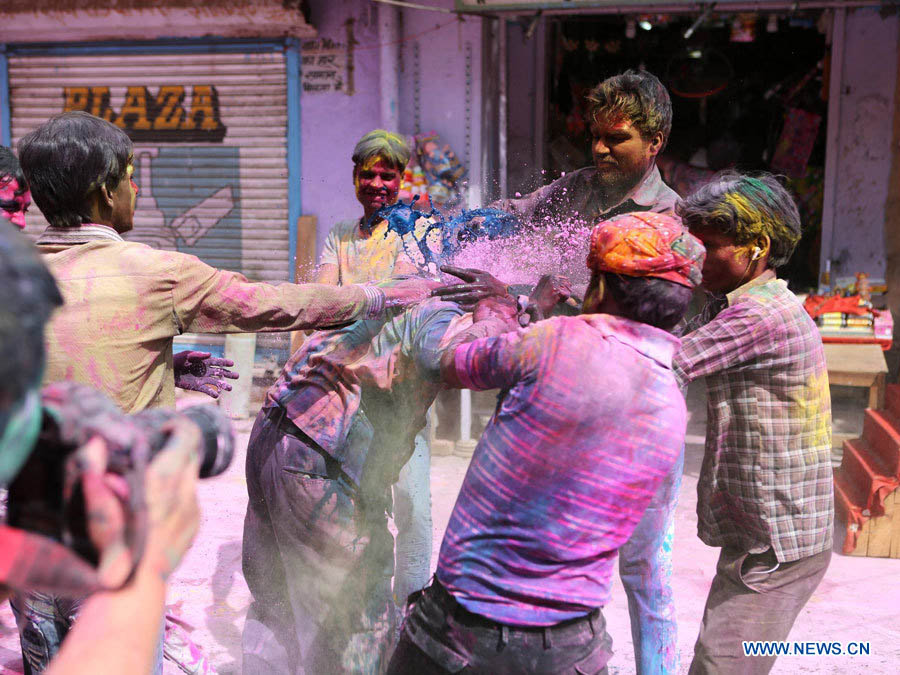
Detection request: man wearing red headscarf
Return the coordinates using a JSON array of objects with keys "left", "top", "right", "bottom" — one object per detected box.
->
[{"left": 388, "top": 213, "right": 705, "bottom": 674}]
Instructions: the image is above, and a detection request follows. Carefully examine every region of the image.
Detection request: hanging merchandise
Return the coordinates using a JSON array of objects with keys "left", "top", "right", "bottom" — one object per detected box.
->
[
  {"left": 667, "top": 48, "right": 734, "bottom": 99},
  {"left": 399, "top": 132, "right": 467, "bottom": 211},
  {"left": 730, "top": 13, "right": 758, "bottom": 43},
  {"left": 770, "top": 108, "right": 822, "bottom": 178}
]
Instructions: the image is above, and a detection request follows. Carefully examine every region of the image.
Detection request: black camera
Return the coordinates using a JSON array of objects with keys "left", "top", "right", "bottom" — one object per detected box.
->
[{"left": 6, "top": 382, "right": 234, "bottom": 565}]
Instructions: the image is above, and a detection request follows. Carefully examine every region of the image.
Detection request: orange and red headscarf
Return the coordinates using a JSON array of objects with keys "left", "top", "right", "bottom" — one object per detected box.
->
[{"left": 587, "top": 212, "right": 705, "bottom": 289}]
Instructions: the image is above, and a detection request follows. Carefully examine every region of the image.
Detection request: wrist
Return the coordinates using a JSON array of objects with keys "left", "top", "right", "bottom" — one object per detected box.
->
[{"left": 362, "top": 286, "right": 386, "bottom": 319}]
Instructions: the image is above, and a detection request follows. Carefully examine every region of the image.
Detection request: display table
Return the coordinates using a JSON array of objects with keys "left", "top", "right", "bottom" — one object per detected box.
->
[{"left": 824, "top": 343, "right": 889, "bottom": 409}]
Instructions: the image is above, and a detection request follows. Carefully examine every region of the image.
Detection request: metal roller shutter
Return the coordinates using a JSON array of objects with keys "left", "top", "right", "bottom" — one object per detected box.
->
[{"left": 8, "top": 48, "right": 290, "bottom": 286}]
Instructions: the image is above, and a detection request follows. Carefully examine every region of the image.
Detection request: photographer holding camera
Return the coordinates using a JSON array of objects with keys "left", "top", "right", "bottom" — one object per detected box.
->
[{"left": 0, "top": 226, "right": 204, "bottom": 674}]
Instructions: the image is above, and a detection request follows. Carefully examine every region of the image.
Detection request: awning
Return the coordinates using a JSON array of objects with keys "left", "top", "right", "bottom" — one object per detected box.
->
[{"left": 455, "top": 0, "right": 883, "bottom": 13}]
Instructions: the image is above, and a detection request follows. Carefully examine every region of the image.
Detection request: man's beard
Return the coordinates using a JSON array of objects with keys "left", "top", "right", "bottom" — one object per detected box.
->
[{"left": 593, "top": 161, "right": 649, "bottom": 201}]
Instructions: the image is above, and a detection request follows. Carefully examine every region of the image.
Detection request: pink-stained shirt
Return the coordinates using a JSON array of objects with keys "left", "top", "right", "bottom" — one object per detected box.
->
[
  {"left": 37, "top": 224, "right": 383, "bottom": 413},
  {"left": 436, "top": 314, "right": 686, "bottom": 625}
]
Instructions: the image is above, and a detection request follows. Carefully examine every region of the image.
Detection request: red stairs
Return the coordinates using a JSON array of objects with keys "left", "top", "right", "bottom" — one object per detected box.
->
[{"left": 834, "top": 384, "right": 900, "bottom": 556}]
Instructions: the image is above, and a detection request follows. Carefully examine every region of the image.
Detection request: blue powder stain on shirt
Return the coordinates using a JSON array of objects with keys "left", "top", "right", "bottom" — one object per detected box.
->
[{"left": 365, "top": 196, "right": 522, "bottom": 270}]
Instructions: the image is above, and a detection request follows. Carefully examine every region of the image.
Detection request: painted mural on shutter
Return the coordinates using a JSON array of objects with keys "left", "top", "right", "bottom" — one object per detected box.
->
[{"left": 8, "top": 50, "right": 290, "bottom": 286}]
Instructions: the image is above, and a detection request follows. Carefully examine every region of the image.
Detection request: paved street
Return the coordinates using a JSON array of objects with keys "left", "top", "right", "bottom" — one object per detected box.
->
[{"left": 1, "top": 385, "right": 899, "bottom": 674}]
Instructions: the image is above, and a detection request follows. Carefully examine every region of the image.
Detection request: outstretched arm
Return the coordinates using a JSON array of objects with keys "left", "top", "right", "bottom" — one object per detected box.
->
[{"left": 171, "top": 252, "right": 440, "bottom": 333}]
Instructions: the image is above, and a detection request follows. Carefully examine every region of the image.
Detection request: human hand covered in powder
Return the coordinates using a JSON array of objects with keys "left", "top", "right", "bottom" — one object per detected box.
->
[
  {"left": 473, "top": 295, "right": 518, "bottom": 327},
  {"left": 526, "top": 274, "right": 575, "bottom": 321},
  {"left": 141, "top": 418, "right": 202, "bottom": 580},
  {"left": 173, "top": 351, "right": 238, "bottom": 399},
  {"left": 431, "top": 265, "right": 511, "bottom": 308},
  {"left": 74, "top": 418, "right": 201, "bottom": 587}
]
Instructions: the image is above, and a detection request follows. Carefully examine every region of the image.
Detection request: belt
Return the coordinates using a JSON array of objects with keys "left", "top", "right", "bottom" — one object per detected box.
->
[{"left": 427, "top": 579, "right": 601, "bottom": 639}]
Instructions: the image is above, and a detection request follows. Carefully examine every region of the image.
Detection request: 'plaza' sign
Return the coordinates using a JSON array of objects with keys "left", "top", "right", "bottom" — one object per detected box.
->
[{"left": 62, "top": 85, "right": 228, "bottom": 142}]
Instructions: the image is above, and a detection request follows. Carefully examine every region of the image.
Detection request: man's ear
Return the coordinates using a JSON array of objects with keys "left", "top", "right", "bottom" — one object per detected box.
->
[
  {"left": 98, "top": 183, "right": 115, "bottom": 209},
  {"left": 757, "top": 234, "right": 772, "bottom": 261},
  {"left": 648, "top": 132, "right": 664, "bottom": 158},
  {"left": 582, "top": 273, "right": 605, "bottom": 313}
]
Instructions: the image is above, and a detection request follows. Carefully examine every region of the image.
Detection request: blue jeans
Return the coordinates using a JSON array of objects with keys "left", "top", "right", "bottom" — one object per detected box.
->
[
  {"left": 10, "top": 592, "right": 164, "bottom": 674},
  {"left": 618, "top": 447, "right": 684, "bottom": 675},
  {"left": 391, "top": 431, "right": 432, "bottom": 606}
]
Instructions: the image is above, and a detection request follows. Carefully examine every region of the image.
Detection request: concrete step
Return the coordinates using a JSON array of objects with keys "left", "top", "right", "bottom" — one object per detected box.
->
[
  {"left": 886, "top": 384, "right": 900, "bottom": 419},
  {"left": 840, "top": 438, "right": 899, "bottom": 516},
  {"left": 861, "top": 408, "right": 900, "bottom": 476}
]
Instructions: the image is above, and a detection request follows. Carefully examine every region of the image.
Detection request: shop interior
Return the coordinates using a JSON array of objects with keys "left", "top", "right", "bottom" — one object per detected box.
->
[{"left": 511, "top": 9, "right": 832, "bottom": 292}]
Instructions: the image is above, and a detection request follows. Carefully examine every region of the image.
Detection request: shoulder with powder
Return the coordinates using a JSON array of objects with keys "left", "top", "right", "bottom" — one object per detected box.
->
[{"left": 327, "top": 218, "right": 361, "bottom": 241}]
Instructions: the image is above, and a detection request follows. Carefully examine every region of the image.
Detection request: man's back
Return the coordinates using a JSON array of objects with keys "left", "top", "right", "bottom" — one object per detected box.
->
[
  {"left": 264, "top": 296, "right": 465, "bottom": 487},
  {"left": 437, "top": 314, "right": 685, "bottom": 625},
  {"left": 41, "top": 238, "right": 188, "bottom": 411}
]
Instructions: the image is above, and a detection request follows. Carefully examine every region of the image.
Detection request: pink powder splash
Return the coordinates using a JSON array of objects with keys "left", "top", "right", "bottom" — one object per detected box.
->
[{"left": 446, "top": 218, "right": 595, "bottom": 290}]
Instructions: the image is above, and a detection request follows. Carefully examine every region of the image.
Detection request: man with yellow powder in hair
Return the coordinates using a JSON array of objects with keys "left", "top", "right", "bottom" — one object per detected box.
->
[
  {"left": 314, "top": 130, "right": 435, "bottom": 613},
  {"left": 316, "top": 130, "right": 421, "bottom": 285},
  {"left": 674, "top": 172, "right": 833, "bottom": 675}
]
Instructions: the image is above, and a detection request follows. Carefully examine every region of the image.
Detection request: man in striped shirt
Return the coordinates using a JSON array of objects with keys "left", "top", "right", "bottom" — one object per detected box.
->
[
  {"left": 388, "top": 213, "right": 705, "bottom": 674},
  {"left": 674, "top": 173, "right": 833, "bottom": 675}
]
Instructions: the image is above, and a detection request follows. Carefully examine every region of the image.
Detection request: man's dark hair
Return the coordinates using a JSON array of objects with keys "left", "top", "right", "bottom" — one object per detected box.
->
[
  {"left": 586, "top": 70, "right": 673, "bottom": 151},
  {"left": 605, "top": 273, "right": 692, "bottom": 331},
  {"left": 0, "top": 146, "right": 27, "bottom": 195},
  {"left": 676, "top": 171, "right": 802, "bottom": 268},
  {"left": 18, "top": 112, "right": 132, "bottom": 228},
  {"left": 0, "top": 227, "right": 62, "bottom": 410}
]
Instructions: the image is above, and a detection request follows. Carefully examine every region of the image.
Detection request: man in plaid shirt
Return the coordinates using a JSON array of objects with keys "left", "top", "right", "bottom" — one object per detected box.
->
[{"left": 673, "top": 173, "right": 833, "bottom": 674}]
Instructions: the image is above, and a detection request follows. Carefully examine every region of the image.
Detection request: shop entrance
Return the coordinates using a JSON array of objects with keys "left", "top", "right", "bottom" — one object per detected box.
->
[{"left": 508, "top": 10, "right": 831, "bottom": 291}]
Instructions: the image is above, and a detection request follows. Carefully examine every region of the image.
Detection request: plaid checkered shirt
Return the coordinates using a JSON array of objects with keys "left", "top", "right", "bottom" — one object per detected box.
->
[{"left": 674, "top": 271, "right": 834, "bottom": 562}]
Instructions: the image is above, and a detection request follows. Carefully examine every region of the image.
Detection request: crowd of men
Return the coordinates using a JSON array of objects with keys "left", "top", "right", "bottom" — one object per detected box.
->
[{"left": 0, "top": 68, "right": 833, "bottom": 675}]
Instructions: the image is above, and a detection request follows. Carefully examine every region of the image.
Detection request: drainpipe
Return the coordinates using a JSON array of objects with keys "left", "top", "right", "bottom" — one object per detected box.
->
[{"left": 380, "top": 3, "right": 400, "bottom": 131}]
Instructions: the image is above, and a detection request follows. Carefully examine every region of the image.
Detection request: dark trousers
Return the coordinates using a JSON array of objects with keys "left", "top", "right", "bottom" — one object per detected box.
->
[
  {"left": 387, "top": 581, "right": 613, "bottom": 675},
  {"left": 689, "top": 547, "right": 831, "bottom": 675},
  {"left": 241, "top": 408, "right": 398, "bottom": 675}
]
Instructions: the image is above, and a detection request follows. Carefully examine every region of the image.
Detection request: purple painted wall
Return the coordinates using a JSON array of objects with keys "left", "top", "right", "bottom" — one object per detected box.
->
[
  {"left": 301, "top": 1, "right": 381, "bottom": 257},
  {"left": 397, "top": 2, "right": 484, "bottom": 207},
  {"left": 302, "top": 0, "right": 483, "bottom": 260}
]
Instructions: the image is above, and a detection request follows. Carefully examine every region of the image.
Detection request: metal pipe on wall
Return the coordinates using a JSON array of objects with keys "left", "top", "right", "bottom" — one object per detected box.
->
[
  {"left": 820, "top": 7, "right": 846, "bottom": 289},
  {"left": 533, "top": 16, "right": 547, "bottom": 186},
  {"left": 0, "top": 47, "right": 10, "bottom": 147},
  {"left": 379, "top": 3, "right": 401, "bottom": 131},
  {"left": 498, "top": 17, "right": 509, "bottom": 200},
  {"left": 480, "top": 17, "right": 498, "bottom": 203}
]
